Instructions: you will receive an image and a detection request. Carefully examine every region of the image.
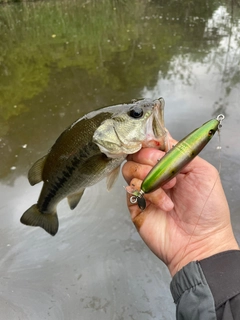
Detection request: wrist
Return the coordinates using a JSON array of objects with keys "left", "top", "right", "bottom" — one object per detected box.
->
[{"left": 168, "top": 229, "right": 239, "bottom": 277}]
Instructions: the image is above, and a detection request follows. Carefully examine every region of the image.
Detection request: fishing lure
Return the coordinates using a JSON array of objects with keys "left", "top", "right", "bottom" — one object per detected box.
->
[{"left": 129, "top": 114, "right": 225, "bottom": 210}]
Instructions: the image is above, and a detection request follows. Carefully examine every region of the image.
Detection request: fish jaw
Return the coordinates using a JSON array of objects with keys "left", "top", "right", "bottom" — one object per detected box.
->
[
  {"left": 142, "top": 98, "right": 169, "bottom": 151},
  {"left": 93, "top": 98, "right": 169, "bottom": 158}
]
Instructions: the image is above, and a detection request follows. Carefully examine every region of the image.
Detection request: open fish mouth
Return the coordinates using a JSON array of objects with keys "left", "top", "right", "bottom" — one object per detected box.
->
[
  {"left": 143, "top": 98, "right": 169, "bottom": 150},
  {"left": 152, "top": 98, "right": 165, "bottom": 137}
]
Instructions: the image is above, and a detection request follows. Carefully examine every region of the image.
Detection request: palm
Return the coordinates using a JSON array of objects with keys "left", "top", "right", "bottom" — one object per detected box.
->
[{"left": 123, "top": 148, "right": 233, "bottom": 275}]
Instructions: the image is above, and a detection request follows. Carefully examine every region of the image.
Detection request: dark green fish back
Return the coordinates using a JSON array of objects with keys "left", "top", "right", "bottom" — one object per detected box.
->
[
  {"left": 21, "top": 112, "right": 117, "bottom": 235},
  {"left": 36, "top": 112, "right": 117, "bottom": 214},
  {"left": 42, "top": 112, "right": 112, "bottom": 181}
]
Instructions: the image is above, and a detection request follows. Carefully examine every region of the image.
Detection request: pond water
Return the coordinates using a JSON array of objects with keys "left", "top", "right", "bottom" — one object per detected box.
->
[{"left": 0, "top": 1, "right": 240, "bottom": 319}]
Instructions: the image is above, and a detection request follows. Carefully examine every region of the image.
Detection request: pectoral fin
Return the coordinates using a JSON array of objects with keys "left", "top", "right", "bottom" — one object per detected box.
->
[
  {"left": 106, "top": 166, "right": 120, "bottom": 190},
  {"left": 67, "top": 189, "right": 85, "bottom": 210},
  {"left": 28, "top": 155, "right": 47, "bottom": 185}
]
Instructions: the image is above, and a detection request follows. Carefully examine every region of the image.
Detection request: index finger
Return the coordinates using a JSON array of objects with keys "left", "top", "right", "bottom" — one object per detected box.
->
[
  {"left": 127, "top": 137, "right": 211, "bottom": 178},
  {"left": 127, "top": 136, "right": 178, "bottom": 166},
  {"left": 127, "top": 148, "right": 165, "bottom": 166}
]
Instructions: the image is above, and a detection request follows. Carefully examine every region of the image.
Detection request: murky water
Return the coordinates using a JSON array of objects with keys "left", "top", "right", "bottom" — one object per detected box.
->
[{"left": 0, "top": 1, "right": 240, "bottom": 319}]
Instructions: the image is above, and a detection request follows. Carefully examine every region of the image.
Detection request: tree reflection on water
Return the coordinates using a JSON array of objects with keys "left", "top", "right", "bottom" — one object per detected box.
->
[{"left": 0, "top": 0, "right": 239, "bottom": 183}]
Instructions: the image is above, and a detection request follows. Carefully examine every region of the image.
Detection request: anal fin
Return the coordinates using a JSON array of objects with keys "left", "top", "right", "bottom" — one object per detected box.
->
[{"left": 67, "top": 189, "right": 85, "bottom": 210}]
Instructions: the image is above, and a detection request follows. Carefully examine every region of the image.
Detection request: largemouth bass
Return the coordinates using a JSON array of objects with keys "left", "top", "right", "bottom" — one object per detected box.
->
[{"left": 20, "top": 98, "right": 169, "bottom": 236}]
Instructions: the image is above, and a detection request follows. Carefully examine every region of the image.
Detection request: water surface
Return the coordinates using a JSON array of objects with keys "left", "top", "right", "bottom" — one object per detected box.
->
[{"left": 0, "top": 1, "right": 240, "bottom": 319}]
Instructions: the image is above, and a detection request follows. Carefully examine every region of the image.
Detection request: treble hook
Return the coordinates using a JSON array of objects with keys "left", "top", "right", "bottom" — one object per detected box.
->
[{"left": 216, "top": 114, "right": 225, "bottom": 129}]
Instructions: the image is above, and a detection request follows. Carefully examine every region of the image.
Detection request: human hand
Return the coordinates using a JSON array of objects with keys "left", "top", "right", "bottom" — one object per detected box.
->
[{"left": 122, "top": 137, "right": 239, "bottom": 276}]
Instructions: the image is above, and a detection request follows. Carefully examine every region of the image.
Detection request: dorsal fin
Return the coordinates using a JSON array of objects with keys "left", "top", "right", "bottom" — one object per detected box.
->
[{"left": 28, "top": 155, "right": 47, "bottom": 186}]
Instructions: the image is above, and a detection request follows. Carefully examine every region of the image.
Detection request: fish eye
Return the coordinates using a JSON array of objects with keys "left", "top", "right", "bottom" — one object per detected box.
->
[
  {"left": 208, "top": 129, "right": 215, "bottom": 136},
  {"left": 128, "top": 106, "right": 144, "bottom": 119}
]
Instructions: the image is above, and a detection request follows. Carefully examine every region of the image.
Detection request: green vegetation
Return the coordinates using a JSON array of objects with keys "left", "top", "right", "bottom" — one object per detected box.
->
[
  {"left": 0, "top": 0, "right": 240, "bottom": 182},
  {"left": 0, "top": 0, "right": 224, "bottom": 122}
]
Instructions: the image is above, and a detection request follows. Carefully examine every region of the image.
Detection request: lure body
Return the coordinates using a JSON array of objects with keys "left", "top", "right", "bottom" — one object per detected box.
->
[
  {"left": 142, "top": 118, "right": 219, "bottom": 193},
  {"left": 130, "top": 115, "right": 224, "bottom": 210}
]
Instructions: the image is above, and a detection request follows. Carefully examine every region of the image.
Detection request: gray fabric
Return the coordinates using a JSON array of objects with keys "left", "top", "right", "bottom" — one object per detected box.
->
[
  {"left": 199, "top": 250, "right": 240, "bottom": 309},
  {"left": 170, "top": 261, "right": 216, "bottom": 320},
  {"left": 199, "top": 250, "right": 240, "bottom": 320}
]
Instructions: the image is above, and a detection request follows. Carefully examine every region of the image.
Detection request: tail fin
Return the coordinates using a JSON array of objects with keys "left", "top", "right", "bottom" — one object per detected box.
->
[{"left": 20, "top": 204, "right": 59, "bottom": 236}]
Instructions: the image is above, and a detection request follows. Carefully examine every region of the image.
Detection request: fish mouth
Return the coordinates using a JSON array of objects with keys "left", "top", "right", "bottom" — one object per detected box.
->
[
  {"left": 143, "top": 98, "right": 169, "bottom": 151},
  {"left": 152, "top": 98, "right": 165, "bottom": 136}
]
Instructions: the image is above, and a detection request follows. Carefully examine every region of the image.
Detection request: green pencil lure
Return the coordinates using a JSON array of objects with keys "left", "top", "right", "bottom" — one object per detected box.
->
[{"left": 129, "top": 114, "right": 225, "bottom": 210}]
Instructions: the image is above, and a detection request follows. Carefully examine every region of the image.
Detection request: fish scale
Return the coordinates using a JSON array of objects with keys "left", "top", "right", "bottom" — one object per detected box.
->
[{"left": 20, "top": 98, "right": 168, "bottom": 236}]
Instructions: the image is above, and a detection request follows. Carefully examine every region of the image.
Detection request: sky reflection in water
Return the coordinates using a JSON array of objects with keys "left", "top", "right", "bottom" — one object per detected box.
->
[{"left": 0, "top": 1, "right": 240, "bottom": 319}]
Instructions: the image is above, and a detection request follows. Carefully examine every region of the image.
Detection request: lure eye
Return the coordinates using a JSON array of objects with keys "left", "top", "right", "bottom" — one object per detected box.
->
[
  {"left": 128, "top": 106, "right": 144, "bottom": 119},
  {"left": 208, "top": 129, "right": 215, "bottom": 136}
]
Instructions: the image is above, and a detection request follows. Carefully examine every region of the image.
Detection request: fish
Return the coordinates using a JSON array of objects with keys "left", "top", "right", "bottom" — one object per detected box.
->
[
  {"left": 128, "top": 114, "right": 225, "bottom": 210},
  {"left": 20, "top": 98, "right": 169, "bottom": 236}
]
